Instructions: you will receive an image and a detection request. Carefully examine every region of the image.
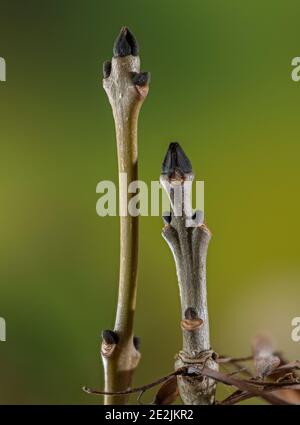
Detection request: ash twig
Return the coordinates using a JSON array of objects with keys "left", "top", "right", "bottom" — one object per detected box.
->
[
  {"left": 160, "top": 142, "right": 218, "bottom": 405},
  {"left": 100, "top": 26, "right": 150, "bottom": 405}
]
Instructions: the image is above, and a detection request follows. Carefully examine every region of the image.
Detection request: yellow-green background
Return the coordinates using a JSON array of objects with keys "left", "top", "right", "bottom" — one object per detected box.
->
[{"left": 0, "top": 0, "right": 299, "bottom": 404}]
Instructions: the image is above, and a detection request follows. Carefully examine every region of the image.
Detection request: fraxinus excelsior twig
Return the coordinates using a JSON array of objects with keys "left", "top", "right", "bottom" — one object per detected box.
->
[
  {"left": 160, "top": 142, "right": 218, "bottom": 405},
  {"left": 101, "top": 27, "right": 150, "bottom": 405}
]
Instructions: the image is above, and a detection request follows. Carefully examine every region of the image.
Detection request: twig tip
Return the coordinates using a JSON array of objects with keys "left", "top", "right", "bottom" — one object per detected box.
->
[
  {"left": 161, "top": 142, "right": 193, "bottom": 178},
  {"left": 113, "top": 26, "right": 139, "bottom": 57}
]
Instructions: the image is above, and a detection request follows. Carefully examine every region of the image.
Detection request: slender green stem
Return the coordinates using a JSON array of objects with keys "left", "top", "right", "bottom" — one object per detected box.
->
[{"left": 101, "top": 28, "right": 149, "bottom": 404}]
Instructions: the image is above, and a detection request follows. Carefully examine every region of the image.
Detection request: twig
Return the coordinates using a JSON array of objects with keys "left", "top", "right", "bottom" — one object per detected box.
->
[
  {"left": 218, "top": 355, "right": 253, "bottom": 364},
  {"left": 137, "top": 390, "right": 145, "bottom": 405},
  {"left": 228, "top": 368, "right": 248, "bottom": 376},
  {"left": 220, "top": 389, "right": 288, "bottom": 405},
  {"left": 160, "top": 143, "right": 218, "bottom": 405},
  {"left": 244, "top": 380, "right": 300, "bottom": 388},
  {"left": 218, "top": 346, "right": 286, "bottom": 404},
  {"left": 101, "top": 26, "right": 150, "bottom": 404},
  {"left": 199, "top": 366, "right": 293, "bottom": 405},
  {"left": 83, "top": 370, "right": 181, "bottom": 397},
  {"left": 270, "top": 361, "right": 300, "bottom": 374},
  {"left": 84, "top": 363, "right": 300, "bottom": 405}
]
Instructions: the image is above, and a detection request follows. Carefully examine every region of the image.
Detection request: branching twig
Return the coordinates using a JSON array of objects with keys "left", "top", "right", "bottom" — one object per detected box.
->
[
  {"left": 217, "top": 355, "right": 253, "bottom": 364},
  {"left": 88, "top": 25, "right": 300, "bottom": 408},
  {"left": 101, "top": 27, "right": 150, "bottom": 404},
  {"left": 83, "top": 370, "right": 181, "bottom": 397},
  {"left": 84, "top": 361, "right": 300, "bottom": 405},
  {"left": 159, "top": 143, "right": 218, "bottom": 405}
]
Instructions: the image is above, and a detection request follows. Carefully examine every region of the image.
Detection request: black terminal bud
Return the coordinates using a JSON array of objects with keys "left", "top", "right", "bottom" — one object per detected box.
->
[
  {"left": 113, "top": 26, "right": 139, "bottom": 57},
  {"left": 161, "top": 142, "right": 192, "bottom": 178}
]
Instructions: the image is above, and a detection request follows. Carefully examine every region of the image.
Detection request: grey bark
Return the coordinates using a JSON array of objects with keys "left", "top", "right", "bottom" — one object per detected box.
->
[{"left": 161, "top": 167, "right": 218, "bottom": 405}]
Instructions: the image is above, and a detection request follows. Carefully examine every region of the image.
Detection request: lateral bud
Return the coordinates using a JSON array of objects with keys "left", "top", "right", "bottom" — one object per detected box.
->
[
  {"left": 132, "top": 71, "right": 151, "bottom": 86},
  {"left": 101, "top": 330, "right": 119, "bottom": 357},
  {"left": 162, "top": 212, "right": 172, "bottom": 225},
  {"left": 103, "top": 60, "right": 112, "bottom": 79},
  {"left": 133, "top": 336, "right": 141, "bottom": 351},
  {"left": 181, "top": 307, "right": 203, "bottom": 331},
  {"left": 102, "top": 329, "right": 119, "bottom": 345}
]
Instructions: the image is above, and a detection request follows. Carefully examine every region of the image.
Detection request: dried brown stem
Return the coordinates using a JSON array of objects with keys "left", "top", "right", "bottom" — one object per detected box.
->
[
  {"left": 217, "top": 355, "right": 253, "bottom": 364},
  {"left": 84, "top": 361, "right": 300, "bottom": 405}
]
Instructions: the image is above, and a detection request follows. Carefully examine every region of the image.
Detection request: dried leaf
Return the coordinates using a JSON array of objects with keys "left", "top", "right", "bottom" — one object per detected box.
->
[
  {"left": 153, "top": 375, "right": 179, "bottom": 405},
  {"left": 252, "top": 334, "right": 280, "bottom": 378},
  {"left": 201, "top": 367, "right": 292, "bottom": 405},
  {"left": 255, "top": 355, "right": 281, "bottom": 378},
  {"left": 271, "top": 355, "right": 300, "bottom": 404},
  {"left": 274, "top": 389, "right": 300, "bottom": 405}
]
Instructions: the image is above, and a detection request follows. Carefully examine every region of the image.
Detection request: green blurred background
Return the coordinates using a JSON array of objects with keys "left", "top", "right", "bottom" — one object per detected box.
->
[{"left": 0, "top": 0, "right": 300, "bottom": 404}]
